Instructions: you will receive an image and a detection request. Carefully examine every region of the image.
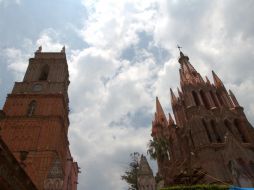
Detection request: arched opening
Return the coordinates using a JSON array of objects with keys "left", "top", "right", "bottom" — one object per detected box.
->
[
  {"left": 39, "top": 64, "right": 49, "bottom": 80},
  {"left": 210, "top": 90, "right": 219, "bottom": 107},
  {"left": 189, "top": 130, "right": 195, "bottom": 148},
  {"left": 216, "top": 91, "right": 224, "bottom": 106},
  {"left": 234, "top": 119, "right": 248, "bottom": 143},
  {"left": 202, "top": 119, "right": 212, "bottom": 143},
  {"left": 200, "top": 90, "right": 210, "bottom": 109},
  {"left": 211, "top": 120, "right": 222, "bottom": 143},
  {"left": 224, "top": 119, "right": 233, "bottom": 134},
  {"left": 192, "top": 91, "right": 201, "bottom": 106},
  {"left": 27, "top": 100, "right": 37, "bottom": 116}
]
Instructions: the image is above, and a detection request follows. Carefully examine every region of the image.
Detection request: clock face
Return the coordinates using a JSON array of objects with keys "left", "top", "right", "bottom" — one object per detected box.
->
[{"left": 32, "top": 84, "right": 42, "bottom": 92}]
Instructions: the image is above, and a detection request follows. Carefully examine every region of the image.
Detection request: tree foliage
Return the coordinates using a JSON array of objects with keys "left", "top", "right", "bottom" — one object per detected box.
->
[
  {"left": 161, "top": 184, "right": 229, "bottom": 190},
  {"left": 147, "top": 138, "right": 170, "bottom": 160},
  {"left": 121, "top": 152, "right": 140, "bottom": 190}
]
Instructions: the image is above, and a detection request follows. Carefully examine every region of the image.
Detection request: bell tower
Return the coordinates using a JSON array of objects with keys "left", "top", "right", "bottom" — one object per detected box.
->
[{"left": 0, "top": 47, "right": 78, "bottom": 189}]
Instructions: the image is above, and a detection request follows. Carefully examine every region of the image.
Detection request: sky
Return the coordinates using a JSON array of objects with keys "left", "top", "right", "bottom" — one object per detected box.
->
[{"left": 1, "top": 0, "right": 254, "bottom": 189}]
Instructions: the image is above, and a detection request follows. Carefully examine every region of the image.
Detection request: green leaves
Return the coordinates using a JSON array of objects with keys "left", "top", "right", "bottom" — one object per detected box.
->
[
  {"left": 121, "top": 152, "right": 140, "bottom": 190},
  {"left": 161, "top": 184, "right": 229, "bottom": 190},
  {"left": 147, "top": 138, "right": 170, "bottom": 160}
]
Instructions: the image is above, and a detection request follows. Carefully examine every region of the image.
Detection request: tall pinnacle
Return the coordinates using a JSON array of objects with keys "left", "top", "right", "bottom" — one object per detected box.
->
[
  {"left": 229, "top": 89, "right": 240, "bottom": 107},
  {"left": 156, "top": 97, "right": 167, "bottom": 122},
  {"left": 170, "top": 88, "right": 177, "bottom": 105},
  {"left": 168, "top": 113, "right": 175, "bottom": 125},
  {"left": 212, "top": 70, "right": 224, "bottom": 88}
]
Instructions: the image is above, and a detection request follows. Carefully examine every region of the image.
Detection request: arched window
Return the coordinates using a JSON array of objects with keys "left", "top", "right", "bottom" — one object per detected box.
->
[
  {"left": 224, "top": 119, "right": 233, "bottom": 134},
  {"left": 200, "top": 90, "right": 210, "bottom": 109},
  {"left": 27, "top": 100, "right": 37, "bottom": 116},
  {"left": 192, "top": 91, "right": 201, "bottom": 106},
  {"left": 234, "top": 119, "right": 248, "bottom": 143},
  {"left": 189, "top": 130, "right": 195, "bottom": 148},
  {"left": 210, "top": 90, "right": 219, "bottom": 107},
  {"left": 39, "top": 64, "right": 49, "bottom": 80},
  {"left": 216, "top": 91, "right": 224, "bottom": 106},
  {"left": 211, "top": 120, "right": 222, "bottom": 143},
  {"left": 202, "top": 119, "right": 212, "bottom": 143}
]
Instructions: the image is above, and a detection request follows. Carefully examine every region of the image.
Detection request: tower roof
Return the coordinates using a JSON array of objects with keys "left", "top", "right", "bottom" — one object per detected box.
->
[
  {"left": 34, "top": 46, "right": 66, "bottom": 59},
  {"left": 178, "top": 51, "right": 190, "bottom": 64},
  {"left": 138, "top": 155, "right": 153, "bottom": 176},
  {"left": 177, "top": 51, "right": 204, "bottom": 85}
]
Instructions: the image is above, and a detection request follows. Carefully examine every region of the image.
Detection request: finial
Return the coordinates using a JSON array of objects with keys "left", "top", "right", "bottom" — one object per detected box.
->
[
  {"left": 36, "top": 46, "right": 42, "bottom": 53},
  {"left": 61, "top": 46, "right": 65, "bottom": 53},
  {"left": 177, "top": 44, "right": 185, "bottom": 57},
  {"left": 177, "top": 44, "right": 182, "bottom": 52}
]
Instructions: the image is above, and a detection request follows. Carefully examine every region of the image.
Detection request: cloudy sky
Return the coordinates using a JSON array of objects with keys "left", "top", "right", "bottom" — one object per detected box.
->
[{"left": 1, "top": 0, "right": 254, "bottom": 189}]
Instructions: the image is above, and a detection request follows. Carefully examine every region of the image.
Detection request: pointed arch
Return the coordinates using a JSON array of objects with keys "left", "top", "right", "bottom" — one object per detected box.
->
[
  {"left": 202, "top": 119, "right": 212, "bottom": 143},
  {"left": 39, "top": 64, "right": 49, "bottom": 80},
  {"left": 234, "top": 119, "right": 248, "bottom": 143},
  {"left": 216, "top": 91, "right": 224, "bottom": 106},
  {"left": 27, "top": 100, "right": 37, "bottom": 116},
  {"left": 189, "top": 130, "right": 195, "bottom": 148},
  {"left": 200, "top": 90, "right": 210, "bottom": 109},
  {"left": 192, "top": 91, "right": 201, "bottom": 106},
  {"left": 224, "top": 119, "right": 233, "bottom": 134},
  {"left": 211, "top": 120, "right": 222, "bottom": 143},
  {"left": 210, "top": 90, "right": 219, "bottom": 107}
]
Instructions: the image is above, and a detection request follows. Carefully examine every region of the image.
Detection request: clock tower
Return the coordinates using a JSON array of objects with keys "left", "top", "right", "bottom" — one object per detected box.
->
[{"left": 0, "top": 47, "right": 78, "bottom": 190}]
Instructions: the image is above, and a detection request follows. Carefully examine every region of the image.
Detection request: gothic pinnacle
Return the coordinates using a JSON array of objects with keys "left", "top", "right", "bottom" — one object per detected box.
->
[
  {"left": 168, "top": 113, "right": 175, "bottom": 125},
  {"left": 212, "top": 70, "right": 224, "bottom": 88},
  {"left": 155, "top": 97, "right": 167, "bottom": 122},
  {"left": 229, "top": 89, "right": 240, "bottom": 107},
  {"left": 205, "top": 76, "right": 211, "bottom": 85},
  {"left": 170, "top": 88, "right": 177, "bottom": 105},
  {"left": 177, "top": 87, "right": 183, "bottom": 98}
]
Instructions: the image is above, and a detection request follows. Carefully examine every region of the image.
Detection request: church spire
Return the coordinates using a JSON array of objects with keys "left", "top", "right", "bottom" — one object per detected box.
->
[
  {"left": 155, "top": 97, "right": 167, "bottom": 123},
  {"left": 152, "top": 97, "right": 168, "bottom": 136},
  {"left": 212, "top": 70, "right": 224, "bottom": 88},
  {"left": 178, "top": 50, "right": 204, "bottom": 85},
  {"left": 178, "top": 50, "right": 190, "bottom": 66}
]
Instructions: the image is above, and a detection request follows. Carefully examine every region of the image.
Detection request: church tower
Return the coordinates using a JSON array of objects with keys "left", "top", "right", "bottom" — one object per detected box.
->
[
  {"left": 0, "top": 47, "right": 78, "bottom": 190},
  {"left": 151, "top": 51, "right": 254, "bottom": 187}
]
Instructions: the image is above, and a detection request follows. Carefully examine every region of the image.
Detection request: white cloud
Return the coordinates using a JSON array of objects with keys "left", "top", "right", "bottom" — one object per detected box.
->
[
  {"left": 0, "top": 0, "right": 21, "bottom": 6},
  {"left": 2, "top": 47, "right": 29, "bottom": 80},
  {"left": 80, "top": 0, "right": 158, "bottom": 55},
  {"left": 1, "top": 1, "right": 254, "bottom": 190},
  {"left": 36, "top": 29, "right": 65, "bottom": 52},
  {"left": 1, "top": 28, "right": 65, "bottom": 80}
]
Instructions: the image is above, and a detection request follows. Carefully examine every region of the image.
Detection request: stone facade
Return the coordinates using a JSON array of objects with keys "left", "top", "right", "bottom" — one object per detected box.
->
[
  {"left": 137, "top": 155, "right": 156, "bottom": 190},
  {"left": 0, "top": 47, "right": 78, "bottom": 190},
  {"left": 151, "top": 51, "right": 254, "bottom": 187}
]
